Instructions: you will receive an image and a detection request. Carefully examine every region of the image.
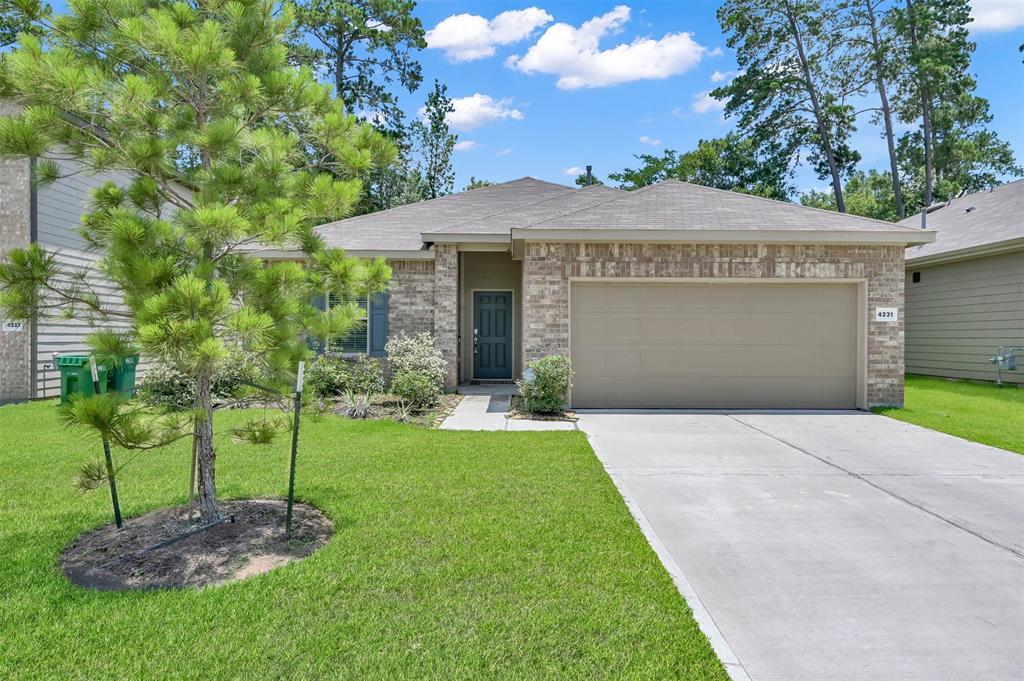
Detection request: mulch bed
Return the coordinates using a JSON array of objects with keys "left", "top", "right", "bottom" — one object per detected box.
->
[
  {"left": 507, "top": 396, "right": 578, "bottom": 422},
  {"left": 332, "top": 392, "right": 463, "bottom": 428},
  {"left": 60, "top": 499, "right": 332, "bottom": 591}
]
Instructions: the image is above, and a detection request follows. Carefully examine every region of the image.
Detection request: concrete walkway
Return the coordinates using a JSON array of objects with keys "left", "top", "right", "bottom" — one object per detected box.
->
[
  {"left": 440, "top": 385, "right": 577, "bottom": 431},
  {"left": 577, "top": 410, "right": 1024, "bottom": 681}
]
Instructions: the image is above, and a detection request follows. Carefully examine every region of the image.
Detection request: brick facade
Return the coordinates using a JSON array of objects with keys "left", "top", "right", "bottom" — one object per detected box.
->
[
  {"left": 432, "top": 244, "right": 459, "bottom": 389},
  {"left": 0, "top": 101, "right": 32, "bottom": 402},
  {"left": 521, "top": 242, "right": 906, "bottom": 407},
  {"left": 387, "top": 259, "right": 435, "bottom": 339}
]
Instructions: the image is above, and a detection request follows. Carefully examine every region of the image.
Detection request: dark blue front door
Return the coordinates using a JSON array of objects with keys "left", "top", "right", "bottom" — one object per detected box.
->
[{"left": 473, "top": 291, "right": 513, "bottom": 380}]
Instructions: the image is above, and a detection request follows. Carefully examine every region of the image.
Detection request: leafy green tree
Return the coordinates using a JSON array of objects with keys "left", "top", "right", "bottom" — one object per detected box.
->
[
  {"left": 464, "top": 176, "right": 493, "bottom": 191},
  {"left": 574, "top": 172, "right": 604, "bottom": 187},
  {"left": 291, "top": 0, "right": 425, "bottom": 130},
  {"left": 715, "top": 0, "right": 861, "bottom": 211},
  {"left": 410, "top": 79, "right": 456, "bottom": 200},
  {"left": 800, "top": 169, "right": 902, "bottom": 221},
  {"left": 0, "top": 0, "right": 394, "bottom": 523},
  {"left": 609, "top": 133, "right": 794, "bottom": 199}
]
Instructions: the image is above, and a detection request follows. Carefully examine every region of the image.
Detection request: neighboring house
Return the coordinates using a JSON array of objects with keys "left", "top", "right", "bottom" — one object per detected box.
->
[
  {"left": 267, "top": 177, "right": 933, "bottom": 409},
  {"left": 902, "top": 181, "right": 1024, "bottom": 385},
  {"left": 0, "top": 101, "right": 139, "bottom": 403}
]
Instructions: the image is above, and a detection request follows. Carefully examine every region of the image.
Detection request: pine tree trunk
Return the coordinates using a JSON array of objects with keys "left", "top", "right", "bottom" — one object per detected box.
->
[
  {"left": 866, "top": 0, "right": 906, "bottom": 218},
  {"left": 194, "top": 367, "right": 219, "bottom": 524},
  {"left": 788, "top": 8, "right": 846, "bottom": 213},
  {"left": 905, "top": 0, "right": 934, "bottom": 207}
]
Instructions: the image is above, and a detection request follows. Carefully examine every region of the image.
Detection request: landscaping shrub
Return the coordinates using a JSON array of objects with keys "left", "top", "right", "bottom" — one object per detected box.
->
[
  {"left": 139, "top": 353, "right": 260, "bottom": 409},
  {"left": 306, "top": 355, "right": 385, "bottom": 398},
  {"left": 385, "top": 333, "right": 446, "bottom": 410},
  {"left": 138, "top": 364, "right": 196, "bottom": 410},
  {"left": 306, "top": 355, "right": 350, "bottom": 398},
  {"left": 390, "top": 370, "right": 441, "bottom": 409},
  {"left": 517, "top": 355, "right": 573, "bottom": 414},
  {"left": 347, "top": 356, "right": 385, "bottom": 395}
]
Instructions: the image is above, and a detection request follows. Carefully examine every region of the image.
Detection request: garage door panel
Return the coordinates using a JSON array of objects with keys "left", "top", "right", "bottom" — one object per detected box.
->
[{"left": 570, "top": 282, "right": 859, "bottom": 409}]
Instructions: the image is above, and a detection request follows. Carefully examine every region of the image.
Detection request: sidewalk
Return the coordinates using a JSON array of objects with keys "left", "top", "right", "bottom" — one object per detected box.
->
[{"left": 440, "top": 385, "right": 576, "bottom": 431}]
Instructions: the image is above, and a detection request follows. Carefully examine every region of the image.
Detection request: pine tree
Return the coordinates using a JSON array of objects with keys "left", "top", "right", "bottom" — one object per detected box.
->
[
  {"left": 715, "top": 0, "right": 861, "bottom": 212},
  {"left": 0, "top": 0, "right": 395, "bottom": 523},
  {"left": 291, "top": 0, "right": 425, "bottom": 130},
  {"left": 410, "top": 80, "right": 456, "bottom": 200}
]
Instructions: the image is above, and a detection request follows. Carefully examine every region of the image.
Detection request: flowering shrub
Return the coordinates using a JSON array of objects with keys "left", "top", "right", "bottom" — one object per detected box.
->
[{"left": 385, "top": 333, "right": 446, "bottom": 409}]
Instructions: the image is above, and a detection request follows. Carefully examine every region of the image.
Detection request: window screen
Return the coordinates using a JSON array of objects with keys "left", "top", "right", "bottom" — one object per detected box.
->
[{"left": 327, "top": 293, "right": 368, "bottom": 354}]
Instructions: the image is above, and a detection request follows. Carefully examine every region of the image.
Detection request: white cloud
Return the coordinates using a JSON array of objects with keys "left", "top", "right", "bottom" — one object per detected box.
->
[
  {"left": 446, "top": 93, "right": 524, "bottom": 131},
  {"left": 426, "top": 7, "right": 553, "bottom": 62},
  {"left": 454, "top": 140, "right": 478, "bottom": 152},
  {"left": 507, "top": 5, "right": 709, "bottom": 89},
  {"left": 496, "top": 147, "right": 513, "bottom": 157},
  {"left": 639, "top": 135, "right": 662, "bottom": 146},
  {"left": 691, "top": 91, "right": 725, "bottom": 114},
  {"left": 710, "top": 69, "right": 738, "bottom": 83},
  {"left": 969, "top": 0, "right": 1024, "bottom": 31},
  {"left": 563, "top": 166, "right": 584, "bottom": 176}
]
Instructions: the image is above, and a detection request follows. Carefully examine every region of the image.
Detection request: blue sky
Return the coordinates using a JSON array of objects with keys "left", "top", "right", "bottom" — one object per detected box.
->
[{"left": 407, "top": 1, "right": 1024, "bottom": 193}]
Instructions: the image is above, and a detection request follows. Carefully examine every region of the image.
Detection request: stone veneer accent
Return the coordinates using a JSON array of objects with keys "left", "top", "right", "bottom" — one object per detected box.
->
[
  {"left": 0, "top": 99, "right": 32, "bottom": 403},
  {"left": 432, "top": 244, "right": 459, "bottom": 389},
  {"left": 521, "top": 242, "right": 906, "bottom": 407}
]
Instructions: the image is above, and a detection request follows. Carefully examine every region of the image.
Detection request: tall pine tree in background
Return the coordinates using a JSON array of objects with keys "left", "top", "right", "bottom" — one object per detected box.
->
[
  {"left": 0, "top": 0, "right": 394, "bottom": 523},
  {"left": 291, "top": 0, "right": 425, "bottom": 131},
  {"left": 891, "top": 0, "right": 1019, "bottom": 207},
  {"left": 715, "top": 0, "right": 862, "bottom": 212},
  {"left": 410, "top": 79, "right": 456, "bottom": 200}
]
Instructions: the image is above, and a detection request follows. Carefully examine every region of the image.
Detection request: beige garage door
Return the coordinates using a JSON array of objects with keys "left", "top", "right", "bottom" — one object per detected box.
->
[{"left": 570, "top": 282, "right": 859, "bottom": 409}]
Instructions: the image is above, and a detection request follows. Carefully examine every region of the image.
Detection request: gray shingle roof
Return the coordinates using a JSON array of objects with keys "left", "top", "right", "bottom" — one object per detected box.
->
[
  {"left": 316, "top": 177, "right": 570, "bottom": 251},
  {"left": 523, "top": 179, "right": 927, "bottom": 233},
  {"left": 902, "top": 180, "right": 1024, "bottom": 262},
  {"left": 428, "top": 184, "right": 625, "bottom": 235},
  {"left": 313, "top": 176, "right": 932, "bottom": 253}
]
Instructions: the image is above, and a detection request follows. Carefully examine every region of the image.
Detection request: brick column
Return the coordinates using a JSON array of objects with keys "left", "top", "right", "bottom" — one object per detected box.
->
[
  {"left": 0, "top": 100, "right": 33, "bottom": 403},
  {"left": 433, "top": 243, "right": 458, "bottom": 390}
]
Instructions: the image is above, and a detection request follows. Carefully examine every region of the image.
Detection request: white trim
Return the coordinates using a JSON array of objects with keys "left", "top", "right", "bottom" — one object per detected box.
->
[
  {"left": 512, "top": 227, "right": 935, "bottom": 246},
  {"left": 905, "top": 237, "right": 1024, "bottom": 267},
  {"left": 470, "top": 288, "right": 515, "bottom": 382},
  {"left": 566, "top": 278, "right": 869, "bottom": 411}
]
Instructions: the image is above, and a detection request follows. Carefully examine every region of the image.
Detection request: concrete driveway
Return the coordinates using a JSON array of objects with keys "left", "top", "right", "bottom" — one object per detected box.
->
[{"left": 577, "top": 411, "right": 1024, "bottom": 681}]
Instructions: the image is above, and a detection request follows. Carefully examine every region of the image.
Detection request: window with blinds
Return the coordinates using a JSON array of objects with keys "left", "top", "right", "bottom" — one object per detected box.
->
[{"left": 327, "top": 293, "right": 369, "bottom": 354}]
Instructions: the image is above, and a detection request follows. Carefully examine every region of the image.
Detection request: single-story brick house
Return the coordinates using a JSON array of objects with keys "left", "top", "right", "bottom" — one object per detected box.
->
[
  {"left": 263, "top": 177, "right": 934, "bottom": 409},
  {"left": 902, "top": 180, "right": 1023, "bottom": 385}
]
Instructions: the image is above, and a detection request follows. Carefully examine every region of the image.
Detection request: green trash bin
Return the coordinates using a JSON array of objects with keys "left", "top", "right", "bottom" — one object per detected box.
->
[
  {"left": 57, "top": 355, "right": 109, "bottom": 404},
  {"left": 108, "top": 354, "right": 140, "bottom": 397}
]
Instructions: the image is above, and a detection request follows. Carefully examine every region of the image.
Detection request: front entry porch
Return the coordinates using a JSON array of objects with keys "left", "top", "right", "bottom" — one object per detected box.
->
[{"left": 456, "top": 250, "right": 523, "bottom": 385}]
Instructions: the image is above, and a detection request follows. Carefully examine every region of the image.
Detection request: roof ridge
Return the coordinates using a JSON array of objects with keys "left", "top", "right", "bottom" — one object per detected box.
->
[
  {"left": 522, "top": 182, "right": 650, "bottom": 230},
  {"left": 671, "top": 180, "right": 927, "bottom": 233},
  {"left": 429, "top": 186, "right": 578, "bottom": 234}
]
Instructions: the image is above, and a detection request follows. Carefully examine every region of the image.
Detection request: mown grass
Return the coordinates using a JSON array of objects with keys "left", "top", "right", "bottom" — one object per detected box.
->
[
  {"left": 874, "top": 374, "right": 1024, "bottom": 454},
  {"left": 0, "top": 400, "right": 725, "bottom": 680}
]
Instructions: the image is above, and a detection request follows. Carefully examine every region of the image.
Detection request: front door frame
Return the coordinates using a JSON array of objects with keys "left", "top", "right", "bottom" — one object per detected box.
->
[{"left": 472, "top": 289, "right": 515, "bottom": 381}]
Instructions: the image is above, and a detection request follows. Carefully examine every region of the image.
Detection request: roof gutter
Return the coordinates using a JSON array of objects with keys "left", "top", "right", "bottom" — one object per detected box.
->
[
  {"left": 906, "top": 236, "right": 1024, "bottom": 267},
  {"left": 509, "top": 227, "right": 936, "bottom": 246},
  {"left": 420, "top": 232, "right": 510, "bottom": 244},
  {"left": 251, "top": 248, "right": 436, "bottom": 261}
]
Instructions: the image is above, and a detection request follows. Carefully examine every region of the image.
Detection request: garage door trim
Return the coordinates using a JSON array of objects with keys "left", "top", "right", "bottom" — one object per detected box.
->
[{"left": 567, "top": 277, "right": 868, "bottom": 410}]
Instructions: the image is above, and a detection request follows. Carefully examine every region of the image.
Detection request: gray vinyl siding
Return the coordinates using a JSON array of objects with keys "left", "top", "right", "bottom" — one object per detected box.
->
[
  {"left": 33, "top": 158, "right": 140, "bottom": 398},
  {"left": 905, "top": 250, "right": 1024, "bottom": 384}
]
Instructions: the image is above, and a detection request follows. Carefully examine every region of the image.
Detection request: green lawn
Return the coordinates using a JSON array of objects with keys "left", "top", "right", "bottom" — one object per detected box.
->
[
  {"left": 874, "top": 375, "right": 1024, "bottom": 453},
  {"left": 0, "top": 400, "right": 726, "bottom": 680}
]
